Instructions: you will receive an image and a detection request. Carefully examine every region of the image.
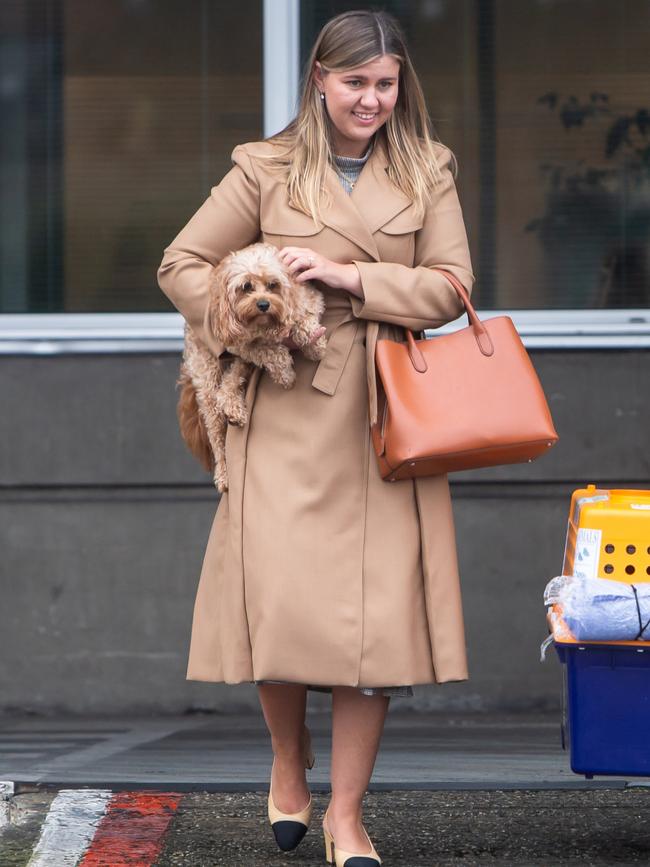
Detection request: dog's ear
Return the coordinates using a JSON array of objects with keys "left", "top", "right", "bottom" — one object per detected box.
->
[
  {"left": 281, "top": 267, "right": 305, "bottom": 320},
  {"left": 209, "top": 264, "right": 245, "bottom": 346}
]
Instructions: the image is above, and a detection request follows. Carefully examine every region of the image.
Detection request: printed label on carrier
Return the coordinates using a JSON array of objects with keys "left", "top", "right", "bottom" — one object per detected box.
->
[{"left": 573, "top": 527, "right": 602, "bottom": 579}]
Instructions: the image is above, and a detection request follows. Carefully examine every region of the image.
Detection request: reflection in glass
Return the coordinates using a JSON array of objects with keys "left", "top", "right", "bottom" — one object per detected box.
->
[
  {"left": 1, "top": 1, "right": 648, "bottom": 312},
  {"left": 0, "top": 0, "right": 262, "bottom": 313},
  {"left": 300, "top": 1, "right": 650, "bottom": 310}
]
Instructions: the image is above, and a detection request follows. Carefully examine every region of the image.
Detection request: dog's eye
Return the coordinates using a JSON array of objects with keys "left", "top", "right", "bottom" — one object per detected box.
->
[
  {"left": 242, "top": 281, "right": 253, "bottom": 292},
  {"left": 267, "top": 281, "right": 279, "bottom": 290}
]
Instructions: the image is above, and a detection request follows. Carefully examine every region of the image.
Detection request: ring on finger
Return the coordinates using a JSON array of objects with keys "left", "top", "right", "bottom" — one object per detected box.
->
[{"left": 308, "top": 256, "right": 315, "bottom": 266}]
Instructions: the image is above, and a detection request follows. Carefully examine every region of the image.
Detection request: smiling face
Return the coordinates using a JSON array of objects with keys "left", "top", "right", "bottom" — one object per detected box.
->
[{"left": 314, "top": 54, "right": 400, "bottom": 158}]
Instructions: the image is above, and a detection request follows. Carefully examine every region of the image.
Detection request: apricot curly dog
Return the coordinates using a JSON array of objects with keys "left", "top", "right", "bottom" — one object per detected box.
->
[{"left": 177, "top": 242, "right": 327, "bottom": 492}]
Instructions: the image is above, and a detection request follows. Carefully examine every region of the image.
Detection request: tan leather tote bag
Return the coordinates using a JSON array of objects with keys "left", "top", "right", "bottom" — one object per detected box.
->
[{"left": 371, "top": 269, "right": 559, "bottom": 481}]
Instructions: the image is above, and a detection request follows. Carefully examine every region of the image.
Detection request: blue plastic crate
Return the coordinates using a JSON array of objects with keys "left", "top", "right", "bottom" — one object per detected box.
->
[{"left": 554, "top": 641, "right": 650, "bottom": 778}]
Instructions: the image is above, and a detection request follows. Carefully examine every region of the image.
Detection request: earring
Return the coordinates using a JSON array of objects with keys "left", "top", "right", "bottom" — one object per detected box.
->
[{"left": 320, "top": 92, "right": 325, "bottom": 100}]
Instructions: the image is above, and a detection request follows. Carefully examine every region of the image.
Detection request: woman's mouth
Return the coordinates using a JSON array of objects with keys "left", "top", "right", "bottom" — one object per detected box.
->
[{"left": 352, "top": 111, "right": 377, "bottom": 124}]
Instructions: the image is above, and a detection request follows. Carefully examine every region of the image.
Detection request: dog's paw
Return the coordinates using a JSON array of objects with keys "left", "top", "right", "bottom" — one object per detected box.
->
[
  {"left": 264, "top": 353, "right": 297, "bottom": 388},
  {"left": 314, "top": 333, "right": 328, "bottom": 357},
  {"left": 225, "top": 406, "right": 248, "bottom": 427},
  {"left": 301, "top": 335, "right": 328, "bottom": 361},
  {"left": 277, "top": 366, "right": 296, "bottom": 389},
  {"left": 217, "top": 392, "right": 248, "bottom": 426}
]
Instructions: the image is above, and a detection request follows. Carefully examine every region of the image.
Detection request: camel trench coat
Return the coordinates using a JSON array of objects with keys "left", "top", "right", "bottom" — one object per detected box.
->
[{"left": 157, "top": 136, "right": 475, "bottom": 687}]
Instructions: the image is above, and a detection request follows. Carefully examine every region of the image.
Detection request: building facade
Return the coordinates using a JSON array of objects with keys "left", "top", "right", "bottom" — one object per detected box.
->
[{"left": 1, "top": 0, "right": 648, "bottom": 713}]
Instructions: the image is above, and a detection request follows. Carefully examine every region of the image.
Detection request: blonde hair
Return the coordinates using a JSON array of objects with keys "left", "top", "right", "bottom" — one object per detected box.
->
[{"left": 255, "top": 9, "right": 457, "bottom": 226}]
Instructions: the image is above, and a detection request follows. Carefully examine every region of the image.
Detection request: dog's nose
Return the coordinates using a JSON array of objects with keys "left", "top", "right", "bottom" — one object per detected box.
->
[{"left": 256, "top": 299, "right": 270, "bottom": 312}]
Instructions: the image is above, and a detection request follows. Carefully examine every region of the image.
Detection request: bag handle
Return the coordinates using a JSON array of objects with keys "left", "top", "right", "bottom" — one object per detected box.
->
[
  {"left": 405, "top": 269, "right": 494, "bottom": 364},
  {"left": 371, "top": 269, "right": 491, "bottom": 433}
]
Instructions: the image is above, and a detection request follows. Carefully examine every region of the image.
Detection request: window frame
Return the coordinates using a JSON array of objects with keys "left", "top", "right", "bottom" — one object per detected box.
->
[
  {"left": 1, "top": 309, "right": 648, "bottom": 353},
  {"left": 1, "top": 0, "right": 648, "bottom": 354}
]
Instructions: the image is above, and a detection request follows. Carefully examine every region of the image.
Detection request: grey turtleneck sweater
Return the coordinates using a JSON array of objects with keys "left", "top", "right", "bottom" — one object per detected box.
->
[{"left": 332, "top": 141, "right": 373, "bottom": 194}]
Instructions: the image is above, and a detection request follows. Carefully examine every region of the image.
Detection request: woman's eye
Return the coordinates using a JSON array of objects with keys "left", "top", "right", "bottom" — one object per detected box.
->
[
  {"left": 243, "top": 281, "right": 253, "bottom": 291},
  {"left": 346, "top": 79, "right": 393, "bottom": 89}
]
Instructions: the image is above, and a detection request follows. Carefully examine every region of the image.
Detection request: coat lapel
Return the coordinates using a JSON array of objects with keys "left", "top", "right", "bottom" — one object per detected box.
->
[
  {"left": 293, "top": 136, "right": 415, "bottom": 262},
  {"left": 307, "top": 137, "right": 416, "bottom": 422},
  {"left": 349, "top": 138, "right": 414, "bottom": 234}
]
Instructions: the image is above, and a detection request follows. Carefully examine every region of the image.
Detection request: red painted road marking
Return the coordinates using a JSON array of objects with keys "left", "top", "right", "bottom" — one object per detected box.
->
[{"left": 78, "top": 792, "right": 183, "bottom": 866}]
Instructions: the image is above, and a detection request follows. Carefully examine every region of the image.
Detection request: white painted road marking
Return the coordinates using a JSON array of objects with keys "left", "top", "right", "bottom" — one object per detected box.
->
[{"left": 26, "top": 788, "right": 112, "bottom": 866}]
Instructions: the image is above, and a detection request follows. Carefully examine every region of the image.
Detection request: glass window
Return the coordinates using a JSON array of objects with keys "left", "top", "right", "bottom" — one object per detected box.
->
[
  {"left": 301, "top": 0, "right": 650, "bottom": 309},
  {"left": 0, "top": 0, "right": 262, "bottom": 313},
  {"left": 2, "top": 1, "right": 648, "bottom": 314}
]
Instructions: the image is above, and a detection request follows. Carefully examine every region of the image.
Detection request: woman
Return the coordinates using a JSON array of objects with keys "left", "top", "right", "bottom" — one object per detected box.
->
[{"left": 157, "top": 9, "right": 474, "bottom": 866}]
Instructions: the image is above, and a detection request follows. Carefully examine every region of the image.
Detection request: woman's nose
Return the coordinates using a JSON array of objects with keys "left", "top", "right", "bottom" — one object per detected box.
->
[{"left": 358, "top": 90, "right": 380, "bottom": 109}]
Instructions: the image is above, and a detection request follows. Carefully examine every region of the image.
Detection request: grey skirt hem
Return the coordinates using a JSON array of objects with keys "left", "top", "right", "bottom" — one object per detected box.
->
[{"left": 254, "top": 679, "right": 414, "bottom": 697}]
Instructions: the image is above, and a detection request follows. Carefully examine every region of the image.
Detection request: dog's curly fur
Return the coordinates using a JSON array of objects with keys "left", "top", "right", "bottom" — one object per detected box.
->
[{"left": 177, "top": 242, "right": 327, "bottom": 492}]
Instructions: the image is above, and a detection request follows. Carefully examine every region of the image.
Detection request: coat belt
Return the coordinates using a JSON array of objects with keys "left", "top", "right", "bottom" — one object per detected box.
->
[{"left": 311, "top": 314, "right": 381, "bottom": 428}]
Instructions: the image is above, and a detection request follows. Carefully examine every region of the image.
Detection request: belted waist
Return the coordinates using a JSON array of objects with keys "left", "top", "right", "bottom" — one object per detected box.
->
[
  {"left": 310, "top": 311, "right": 359, "bottom": 396},
  {"left": 311, "top": 309, "right": 381, "bottom": 427}
]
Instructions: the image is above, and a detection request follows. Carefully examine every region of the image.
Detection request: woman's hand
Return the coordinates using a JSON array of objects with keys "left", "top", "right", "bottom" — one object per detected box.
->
[{"left": 277, "top": 246, "right": 363, "bottom": 299}]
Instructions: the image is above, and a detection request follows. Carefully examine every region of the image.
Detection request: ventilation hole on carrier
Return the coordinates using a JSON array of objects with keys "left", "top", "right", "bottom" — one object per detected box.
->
[
  {"left": 647, "top": 566, "right": 650, "bottom": 576},
  {"left": 604, "top": 564, "right": 614, "bottom": 574},
  {"left": 625, "top": 565, "right": 636, "bottom": 575},
  {"left": 605, "top": 544, "right": 615, "bottom": 554},
  {"left": 626, "top": 544, "right": 636, "bottom": 554}
]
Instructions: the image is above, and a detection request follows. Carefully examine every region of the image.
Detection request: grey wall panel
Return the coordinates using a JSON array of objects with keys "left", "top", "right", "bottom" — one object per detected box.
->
[
  {"left": 2, "top": 488, "right": 219, "bottom": 714},
  {"left": 1, "top": 349, "right": 648, "bottom": 714},
  {"left": 0, "top": 353, "right": 205, "bottom": 486},
  {"left": 455, "top": 350, "right": 650, "bottom": 484}
]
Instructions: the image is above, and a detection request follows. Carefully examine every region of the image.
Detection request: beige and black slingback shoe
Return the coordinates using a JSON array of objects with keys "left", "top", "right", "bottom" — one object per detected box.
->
[{"left": 267, "top": 724, "right": 315, "bottom": 851}]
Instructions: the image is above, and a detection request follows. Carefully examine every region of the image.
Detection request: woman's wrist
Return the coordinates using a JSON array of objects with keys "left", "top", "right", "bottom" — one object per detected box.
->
[{"left": 337, "top": 263, "right": 363, "bottom": 298}]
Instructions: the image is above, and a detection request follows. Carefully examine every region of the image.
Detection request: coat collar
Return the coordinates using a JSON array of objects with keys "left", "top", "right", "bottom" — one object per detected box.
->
[{"left": 293, "top": 136, "right": 415, "bottom": 262}]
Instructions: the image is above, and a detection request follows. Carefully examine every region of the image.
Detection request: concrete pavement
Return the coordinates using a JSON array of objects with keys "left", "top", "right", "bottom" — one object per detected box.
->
[
  {"left": 2, "top": 710, "right": 649, "bottom": 865},
  {"left": 0, "top": 709, "right": 622, "bottom": 790}
]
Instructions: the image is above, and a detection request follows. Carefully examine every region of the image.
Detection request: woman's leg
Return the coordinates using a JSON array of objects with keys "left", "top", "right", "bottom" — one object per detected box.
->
[
  {"left": 257, "top": 682, "right": 310, "bottom": 813},
  {"left": 326, "top": 687, "right": 390, "bottom": 852}
]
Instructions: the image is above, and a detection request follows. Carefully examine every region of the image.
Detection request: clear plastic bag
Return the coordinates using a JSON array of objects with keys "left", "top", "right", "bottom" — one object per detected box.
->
[{"left": 543, "top": 574, "right": 650, "bottom": 642}]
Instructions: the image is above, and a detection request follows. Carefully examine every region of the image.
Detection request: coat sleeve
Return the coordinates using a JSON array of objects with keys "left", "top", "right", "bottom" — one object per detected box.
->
[
  {"left": 349, "top": 146, "right": 475, "bottom": 331},
  {"left": 156, "top": 144, "right": 261, "bottom": 357}
]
